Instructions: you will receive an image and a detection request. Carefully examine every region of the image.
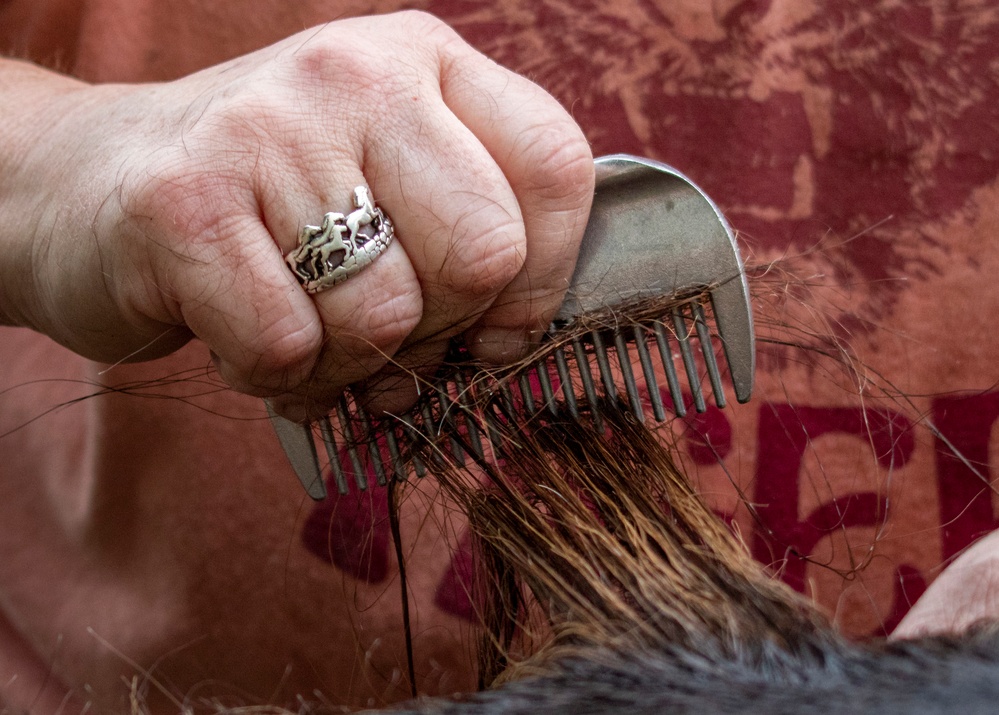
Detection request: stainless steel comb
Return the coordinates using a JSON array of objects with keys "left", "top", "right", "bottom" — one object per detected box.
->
[{"left": 268, "top": 155, "right": 755, "bottom": 499}]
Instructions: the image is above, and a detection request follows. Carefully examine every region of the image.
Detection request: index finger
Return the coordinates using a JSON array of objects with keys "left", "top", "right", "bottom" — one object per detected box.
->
[{"left": 437, "top": 37, "right": 595, "bottom": 362}]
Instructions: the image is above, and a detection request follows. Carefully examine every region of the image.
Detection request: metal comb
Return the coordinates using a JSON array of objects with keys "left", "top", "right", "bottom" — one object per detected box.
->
[{"left": 268, "top": 154, "right": 755, "bottom": 499}]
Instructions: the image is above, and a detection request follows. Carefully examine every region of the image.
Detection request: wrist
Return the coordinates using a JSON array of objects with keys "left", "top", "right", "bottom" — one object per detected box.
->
[{"left": 0, "top": 60, "right": 91, "bottom": 327}]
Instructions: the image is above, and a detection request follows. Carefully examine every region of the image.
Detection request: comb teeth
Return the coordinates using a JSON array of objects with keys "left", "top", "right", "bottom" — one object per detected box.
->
[
  {"left": 299, "top": 293, "right": 732, "bottom": 496},
  {"left": 269, "top": 155, "right": 756, "bottom": 498}
]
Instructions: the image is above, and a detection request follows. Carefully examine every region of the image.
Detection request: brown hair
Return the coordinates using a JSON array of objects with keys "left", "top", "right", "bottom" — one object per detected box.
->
[{"left": 365, "top": 292, "right": 999, "bottom": 714}]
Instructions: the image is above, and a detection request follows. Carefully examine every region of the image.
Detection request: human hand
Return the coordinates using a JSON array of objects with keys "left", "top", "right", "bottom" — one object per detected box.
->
[{"left": 1, "top": 11, "right": 594, "bottom": 419}]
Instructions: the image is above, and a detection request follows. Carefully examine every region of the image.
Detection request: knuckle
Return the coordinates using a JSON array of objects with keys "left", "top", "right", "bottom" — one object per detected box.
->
[
  {"left": 285, "top": 25, "right": 428, "bottom": 136},
  {"left": 290, "top": 39, "right": 379, "bottom": 95},
  {"left": 253, "top": 311, "right": 324, "bottom": 383},
  {"left": 391, "top": 10, "right": 459, "bottom": 49},
  {"left": 516, "top": 123, "right": 595, "bottom": 206},
  {"left": 210, "top": 297, "right": 323, "bottom": 396},
  {"left": 392, "top": 9, "right": 450, "bottom": 33},
  {"left": 443, "top": 220, "right": 527, "bottom": 300},
  {"left": 348, "top": 280, "right": 424, "bottom": 353},
  {"left": 288, "top": 16, "right": 444, "bottom": 98}
]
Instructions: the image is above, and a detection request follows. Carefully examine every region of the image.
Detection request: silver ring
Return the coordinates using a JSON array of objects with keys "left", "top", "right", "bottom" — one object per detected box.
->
[{"left": 284, "top": 186, "right": 395, "bottom": 294}]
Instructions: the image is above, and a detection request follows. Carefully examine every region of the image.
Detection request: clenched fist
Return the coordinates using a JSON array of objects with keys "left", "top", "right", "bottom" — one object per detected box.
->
[{"left": 0, "top": 11, "right": 594, "bottom": 419}]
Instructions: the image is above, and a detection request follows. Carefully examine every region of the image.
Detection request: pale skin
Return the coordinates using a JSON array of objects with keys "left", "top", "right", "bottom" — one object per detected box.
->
[
  {"left": 0, "top": 11, "right": 595, "bottom": 421},
  {"left": 0, "top": 12, "right": 593, "bottom": 711},
  {"left": 1, "top": 5, "right": 995, "bottom": 713}
]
